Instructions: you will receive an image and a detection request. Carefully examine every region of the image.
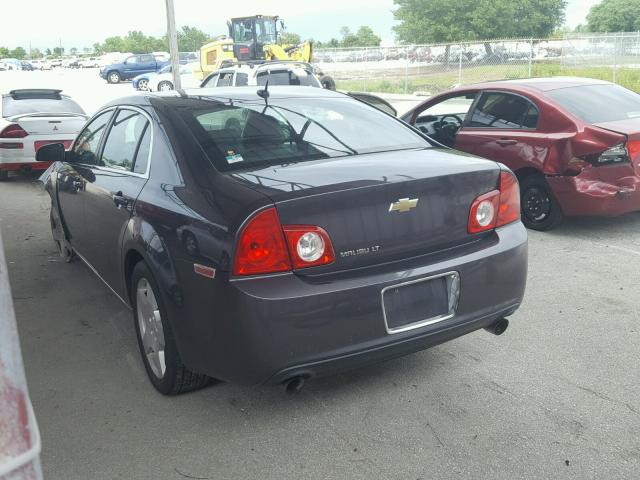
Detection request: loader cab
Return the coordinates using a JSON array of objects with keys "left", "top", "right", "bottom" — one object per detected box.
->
[{"left": 228, "top": 15, "right": 279, "bottom": 61}]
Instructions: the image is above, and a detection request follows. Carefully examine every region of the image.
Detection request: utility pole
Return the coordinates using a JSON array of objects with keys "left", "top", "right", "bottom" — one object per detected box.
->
[{"left": 165, "top": 0, "right": 182, "bottom": 90}]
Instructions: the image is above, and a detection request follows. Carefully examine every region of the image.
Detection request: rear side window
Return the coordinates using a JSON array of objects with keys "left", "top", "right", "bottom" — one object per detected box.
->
[
  {"left": 2, "top": 96, "right": 85, "bottom": 117},
  {"left": 140, "top": 55, "right": 154, "bottom": 63},
  {"left": 100, "top": 109, "right": 150, "bottom": 172},
  {"left": 236, "top": 73, "right": 249, "bottom": 86},
  {"left": 546, "top": 84, "right": 640, "bottom": 123},
  {"left": 256, "top": 69, "right": 319, "bottom": 87},
  {"left": 470, "top": 92, "right": 539, "bottom": 129}
]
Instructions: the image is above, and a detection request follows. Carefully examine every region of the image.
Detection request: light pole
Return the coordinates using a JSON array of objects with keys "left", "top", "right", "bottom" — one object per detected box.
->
[{"left": 165, "top": 0, "right": 182, "bottom": 90}]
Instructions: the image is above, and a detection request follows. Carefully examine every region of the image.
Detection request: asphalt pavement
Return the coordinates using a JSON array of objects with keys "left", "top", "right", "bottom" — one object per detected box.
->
[{"left": 1, "top": 171, "right": 639, "bottom": 480}]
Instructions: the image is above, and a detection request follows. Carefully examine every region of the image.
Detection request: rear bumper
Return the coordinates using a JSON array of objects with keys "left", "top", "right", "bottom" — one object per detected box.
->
[
  {"left": 547, "top": 168, "right": 640, "bottom": 216},
  {"left": 0, "top": 161, "right": 52, "bottom": 172},
  {"left": 174, "top": 222, "right": 528, "bottom": 385}
]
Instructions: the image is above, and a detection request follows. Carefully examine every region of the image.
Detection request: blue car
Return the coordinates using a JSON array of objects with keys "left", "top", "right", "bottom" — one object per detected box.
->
[{"left": 132, "top": 64, "right": 172, "bottom": 90}]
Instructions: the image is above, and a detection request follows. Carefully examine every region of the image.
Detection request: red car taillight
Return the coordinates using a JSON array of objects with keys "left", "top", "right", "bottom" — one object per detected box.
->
[
  {"left": 233, "top": 208, "right": 291, "bottom": 276},
  {"left": 233, "top": 208, "right": 336, "bottom": 276},
  {"left": 0, "top": 124, "right": 28, "bottom": 138},
  {"left": 283, "top": 225, "right": 335, "bottom": 269},
  {"left": 468, "top": 171, "right": 520, "bottom": 233}
]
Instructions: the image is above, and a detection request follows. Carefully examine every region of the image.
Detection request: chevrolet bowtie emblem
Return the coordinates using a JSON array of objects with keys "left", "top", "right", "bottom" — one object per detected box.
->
[{"left": 389, "top": 198, "right": 419, "bottom": 213}]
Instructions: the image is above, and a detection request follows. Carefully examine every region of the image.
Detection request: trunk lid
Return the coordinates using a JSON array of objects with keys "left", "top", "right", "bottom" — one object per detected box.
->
[
  {"left": 7, "top": 114, "right": 86, "bottom": 136},
  {"left": 230, "top": 148, "right": 501, "bottom": 272}
]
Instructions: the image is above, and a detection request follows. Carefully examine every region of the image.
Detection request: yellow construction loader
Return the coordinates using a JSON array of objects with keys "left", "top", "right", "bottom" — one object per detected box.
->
[{"left": 198, "top": 15, "right": 335, "bottom": 89}]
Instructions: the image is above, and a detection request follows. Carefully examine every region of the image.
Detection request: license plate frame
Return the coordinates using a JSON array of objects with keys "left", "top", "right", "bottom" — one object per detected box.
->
[{"left": 381, "top": 271, "right": 460, "bottom": 334}]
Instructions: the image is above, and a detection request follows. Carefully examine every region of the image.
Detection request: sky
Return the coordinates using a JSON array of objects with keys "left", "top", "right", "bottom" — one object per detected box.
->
[{"left": 2, "top": 0, "right": 602, "bottom": 51}]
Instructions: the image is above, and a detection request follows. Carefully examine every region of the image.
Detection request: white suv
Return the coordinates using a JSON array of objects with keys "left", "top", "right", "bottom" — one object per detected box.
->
[{"left": 200, "top": 62, "right": 323, "bottom": 89}]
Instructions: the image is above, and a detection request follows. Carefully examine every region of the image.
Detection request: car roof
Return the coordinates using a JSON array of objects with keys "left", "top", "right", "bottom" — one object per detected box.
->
[
  {"left": 101, "top": 86, "right": 346, "bottom": 109},
  {"left": 215, "top": 61, "right": 313, "bottom": 73},
  {"left": 463, "top": 76, "right": 613, "bottom": 93}
]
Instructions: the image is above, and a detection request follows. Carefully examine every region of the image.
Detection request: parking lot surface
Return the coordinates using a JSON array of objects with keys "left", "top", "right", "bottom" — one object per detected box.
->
[{"left": 1, "top": 170, "right": 639, "bottom": 479}]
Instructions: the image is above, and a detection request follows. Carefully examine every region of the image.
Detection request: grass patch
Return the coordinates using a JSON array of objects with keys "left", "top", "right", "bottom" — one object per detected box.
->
[{"left": 335, "top": 61, "right": 640, "bottom": 94}]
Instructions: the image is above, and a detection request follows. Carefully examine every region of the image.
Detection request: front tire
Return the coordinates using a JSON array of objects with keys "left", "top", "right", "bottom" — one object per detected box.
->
[
  {"left": 137, "top": 79, "right": 149, "bottom": 91},
  {"left": 520, "top": 174, "right": 564, "bottom": 231},
  {"left": 158, "top": 80, "right": 174, "bottom": 92},
  {"left": 131, "top": 261, "right": 212, "bottom": 395},
  {"left": 107, "top": 71, "right": 121, "bottom": 84}
]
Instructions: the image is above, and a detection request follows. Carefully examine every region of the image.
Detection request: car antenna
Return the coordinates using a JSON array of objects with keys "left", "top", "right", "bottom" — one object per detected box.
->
[{"left": 257, "top": 80, "right": 269, "bottom": 107}]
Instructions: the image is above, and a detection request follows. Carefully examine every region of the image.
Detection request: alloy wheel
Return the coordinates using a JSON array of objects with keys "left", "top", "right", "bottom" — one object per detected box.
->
[{"left": 136, "top": 278, "right": 166, "bottom": 379}]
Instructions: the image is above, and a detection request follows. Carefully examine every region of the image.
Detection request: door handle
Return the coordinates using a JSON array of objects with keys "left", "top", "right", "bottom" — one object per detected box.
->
[
  {"left": 112, "top": 191, "right": 129, "bottom": 209},
  {"left": 496, "top": 139, "right": 517, "bottom": 146}
]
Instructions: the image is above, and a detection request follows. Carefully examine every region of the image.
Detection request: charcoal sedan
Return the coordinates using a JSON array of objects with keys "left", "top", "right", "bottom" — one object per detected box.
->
[{"left": 38, "top": 86, "right": 528, "bottom": 395}]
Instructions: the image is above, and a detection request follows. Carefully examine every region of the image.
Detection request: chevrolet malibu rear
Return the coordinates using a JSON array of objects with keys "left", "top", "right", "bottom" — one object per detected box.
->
[{"left": 44, "top": 87, "right": 527, "bottom": 395}]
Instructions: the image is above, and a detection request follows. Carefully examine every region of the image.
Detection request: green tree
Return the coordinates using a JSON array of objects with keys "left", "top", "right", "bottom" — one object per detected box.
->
[
  {"left": 9, "top": 47, "right": 26, "bottom": 59},
  {"left": 53, "top": 47, "right": 64, "bottom": 57},
  {"left": 177, "top": 26, "right": 210, "bottom": 52},
  {"left": 0, "top": 47, "right": 9, "bottom": 57},
  {"left": 30, "top": 48, "right": 43, "bottom": 59},
  {"left": 393, "top": 0, "right": 567, "bottom": 50},
  {"left": 45, "top": 48, "right": 52, "bottom": 56},
  {"left": 586, "top": 0, "right": 640, "bottom": 32},
  {"left": 70, "top": 47, "right": 78, "bottom": 56},
  {"left": 338, "top": 26, "right": 382, "bottom": 47},
  {"left": 279, "top": 31, "right": 302, "bottom": 46}
]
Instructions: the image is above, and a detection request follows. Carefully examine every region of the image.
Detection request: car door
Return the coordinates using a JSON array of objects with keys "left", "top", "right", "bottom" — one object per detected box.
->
[
  {"left": 122, "top": 56, "right": 140, "bottom": 77},
  {"left": 405, "top": 92, "right": 479, "bottom": 148},
  {"left": 139, "top": 54, "right": 156, "bottom": 74},
  {"left": 57, "top": 109, "right": 114, "bottom": 250},
  {"left": 81, "top": 107, "right": 152, "bottom": 293},
  {"left": 455, "top": 91, "right": 549, "bottom": 172}
]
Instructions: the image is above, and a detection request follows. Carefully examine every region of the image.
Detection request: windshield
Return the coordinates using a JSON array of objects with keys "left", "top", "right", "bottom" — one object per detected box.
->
[
  {"left": 2, "top": 96, "right": 85, "bottom": 117},
  {"left": 172, "top": 96, "right": 428, "bottom": 173},
  {"left": 158, "top": 65, "right": 172, "bottom": 74},
  {"left": 547, "top": 84, "right": 640, "bottom": 123},
  {"left": 231, "top": 18, "right": 277, "bottom": 44}
]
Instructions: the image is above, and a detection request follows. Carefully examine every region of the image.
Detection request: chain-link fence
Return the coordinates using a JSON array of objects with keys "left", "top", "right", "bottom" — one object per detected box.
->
[{"left": 316, "top": 33, "right": 640, "bottom": 95}]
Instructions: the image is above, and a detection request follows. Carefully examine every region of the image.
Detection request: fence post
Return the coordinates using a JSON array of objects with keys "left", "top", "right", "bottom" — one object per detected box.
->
[
  {"left": 613, "top": 33, "right": 618, "bottom": 84},
  {"left": 458, "top": 43, "right": 463, "bottom": 85},
  {"left": 403, "top": 50, "right": 409, "bottom": 94},
  {"left": 528, "top": 38, "right": 533, "bottom": 77}
]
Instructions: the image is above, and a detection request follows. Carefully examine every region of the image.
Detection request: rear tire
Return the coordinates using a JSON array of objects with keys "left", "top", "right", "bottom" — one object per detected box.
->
[
  {"left": 320, "top": 75, "right": 336, "bottom": 90},
  {"left": 131, "top": 261, "right": 212, "bottom": 395},
  {"left": 158, "top": 81, "right": 174, "bottom": 92},
  {"left": 520, "top": 174, "right": 564, "bottom": 231}
]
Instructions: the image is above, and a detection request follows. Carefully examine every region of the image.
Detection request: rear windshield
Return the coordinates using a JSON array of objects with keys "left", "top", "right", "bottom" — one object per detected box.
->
[
  {"left": 256, "top": 69, "right": 320, "bottom": 87},
  {"left": 2, "top": 96, "right": 85, "bottom": 118},
  {"left": 173, "top": 96, "right": 428, "bottom": 172},
  {"left": 547, "top": 84, "right": 640, "bottom": 123}
]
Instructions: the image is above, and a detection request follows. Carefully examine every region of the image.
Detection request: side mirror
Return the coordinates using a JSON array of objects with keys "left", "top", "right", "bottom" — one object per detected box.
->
[{"left": 36, "top": 143, "right": 65, "bottom": 163}]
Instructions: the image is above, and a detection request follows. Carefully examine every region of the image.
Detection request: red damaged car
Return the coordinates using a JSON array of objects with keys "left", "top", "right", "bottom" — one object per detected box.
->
[{"left": 401, "top": 78, "right": 640, "bottom": 230}]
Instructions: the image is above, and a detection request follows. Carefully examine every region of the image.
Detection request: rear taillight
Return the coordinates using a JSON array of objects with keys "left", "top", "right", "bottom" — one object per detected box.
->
[
  {"left": 496, "top": 170, "right": 520, "bottom": 228},
  {"left": 283, "top": 226, "right": 335, "bottom": 269},
  {"left": 468, "top": 170, "right": 520, "bottom": 233},
  {"left": 0, "top": 124, "right": 28, "bottom": 138},
  {"left": 596, "top": 144, "right": 629, "bottom": 165},
  {"left": 233, "top": 208, "right": 336, "bottom": 276},
  {"left": 233, "top": 208, "right": 291, "bottom": 276},
  {"left": 627, "top": 140, "right": 640, "bottom": 162}
]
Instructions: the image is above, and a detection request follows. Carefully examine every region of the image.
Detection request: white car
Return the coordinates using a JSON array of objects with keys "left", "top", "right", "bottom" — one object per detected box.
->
[
  {"left": 200, "top": 61, "right": 322, "bottom": 88},
  {"left": 147, "top": 62, "right": 201, "bottom": 91},
  {"left": 0, "top": 89, "right": 87, "bottom": 180},
  {"left": 79, "top": 57, "right": 100, "bottom": 68},
  {"left": 29, "top": 60, "right": 52, "bottom": 71}
]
